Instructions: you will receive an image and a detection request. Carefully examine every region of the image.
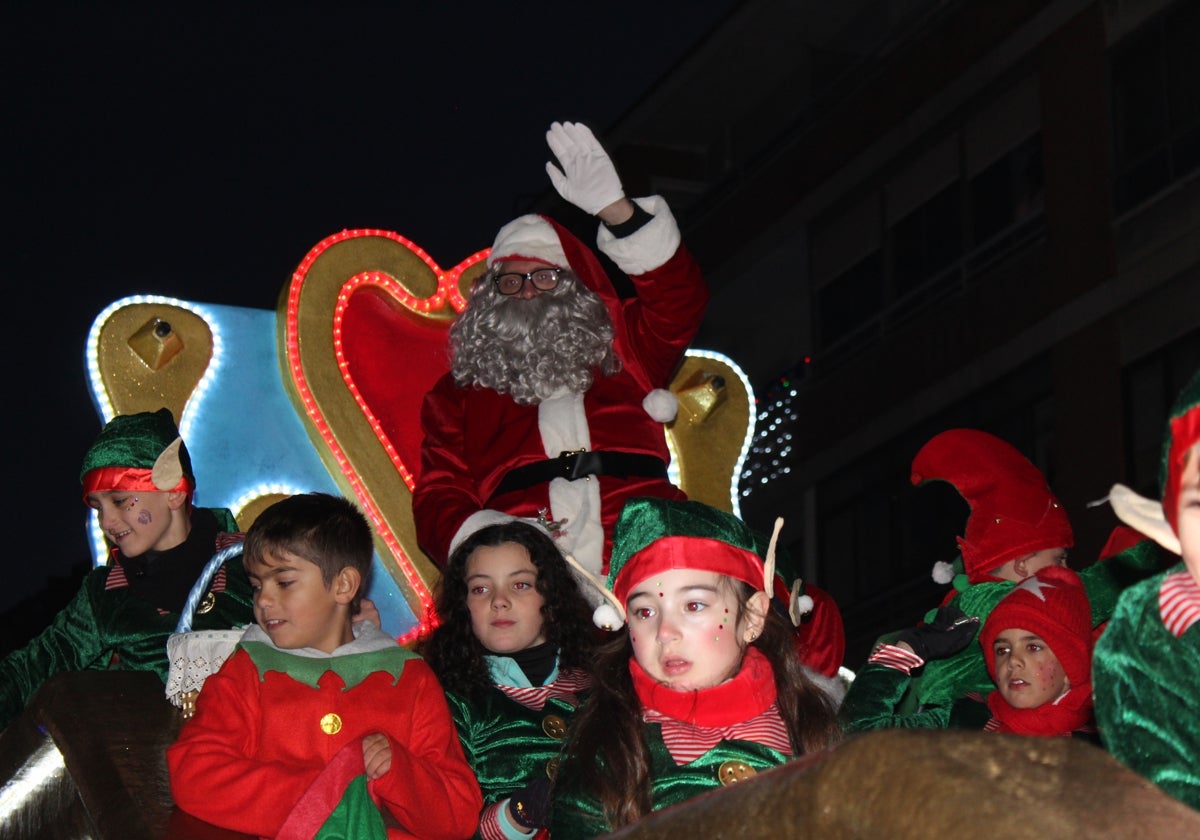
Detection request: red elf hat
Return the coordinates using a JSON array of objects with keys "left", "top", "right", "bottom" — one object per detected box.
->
[{"left": 911, "top": 428, "right": 1073, "bottom": 583}]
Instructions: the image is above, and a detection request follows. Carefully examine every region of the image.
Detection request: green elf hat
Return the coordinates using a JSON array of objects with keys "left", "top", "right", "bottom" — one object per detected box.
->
[
  {"left": 574, "top": 497, "right": 783, "bottom": 630},
  {"left": 1107, "top": 367, "right": 1200, "bottom": 553},
  {"left": 79, "top": 408, "right": 195, "bottom": 501}
]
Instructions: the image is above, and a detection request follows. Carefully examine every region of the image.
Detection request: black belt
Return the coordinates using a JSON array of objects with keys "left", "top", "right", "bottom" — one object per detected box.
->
[{"left": 491, "top": 450, "right": 669, "bottom": 498}]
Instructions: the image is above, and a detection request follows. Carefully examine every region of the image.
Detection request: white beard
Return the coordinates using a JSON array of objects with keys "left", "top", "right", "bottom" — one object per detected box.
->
[{"left": 449, "top": 272, "right": 617, "bottom": 404}]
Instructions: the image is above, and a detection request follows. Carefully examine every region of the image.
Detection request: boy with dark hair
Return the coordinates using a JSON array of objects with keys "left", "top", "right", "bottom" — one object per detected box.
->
[{"left": 168, "top": 492, "right": 481, "bottom": 839}]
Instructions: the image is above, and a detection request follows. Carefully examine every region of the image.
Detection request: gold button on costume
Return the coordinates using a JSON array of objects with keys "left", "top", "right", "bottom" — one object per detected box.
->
[
  {"left": 717, "top": 760, "right": 756, "bottom": 786},
  {"left": 195, "top": 591, "right": 216, "bottom": 615},
  {"left": 319, "top": 713, "right": 343, "bottom": 735},
  {"left": 541, "top": 714, "right": 568, "bottom": 739}
]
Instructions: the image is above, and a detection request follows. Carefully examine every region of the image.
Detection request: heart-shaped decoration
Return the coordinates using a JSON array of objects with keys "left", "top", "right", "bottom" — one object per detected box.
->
[
  {"left": 281, "top": 229, "right": 488, "bottom": 637},
  {"left": 281, "top": 229, "right": 754, "bottom": 641},
  {"left": 87, "top": 232, "right": 753, "bottom": 646}
]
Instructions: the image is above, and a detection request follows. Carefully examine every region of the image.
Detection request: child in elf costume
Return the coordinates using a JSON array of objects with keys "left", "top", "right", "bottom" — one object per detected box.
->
[
  {"left": 420, "top": 520, "right": 599, "bottom": 839},
  {"left": 0, "top": 408, "right": 253, "bottom": 729},
  {"left": 168, "top": 493, "right": 481, "bottom": 839},
  {"left": 1093, "top": 368, "right": 1200, "bottom": 810},
  {"left": 887, "top": 427, "right": 1166, "bottom": 713},
  {"left": 841, "top": 564, "right": 1098, "bottom": 739},
  {"left": 551, "top": 497, "right": 841, "bottom": 837}
]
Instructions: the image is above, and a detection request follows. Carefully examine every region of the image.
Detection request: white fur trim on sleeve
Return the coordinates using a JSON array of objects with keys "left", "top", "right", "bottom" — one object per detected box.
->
[{"left": 596, "top": 195, "right": 681, "bottom": 276}]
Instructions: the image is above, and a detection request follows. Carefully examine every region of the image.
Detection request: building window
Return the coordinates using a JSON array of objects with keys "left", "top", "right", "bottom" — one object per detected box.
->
[
  {"left": 1111, "top": 1, "right": 1200, "bottom": 214},
  {"left": 968, "top": 133, "right": 1043, "bottom": 253},
  {"left": 817, "top": 251, "right": 883, "bottom": 347},
  {"left": 891, "top": 181, "right": 964, "bottom": 296},
  {"left": 808, "top": 76, "right": 1044, "bottom": 360}
]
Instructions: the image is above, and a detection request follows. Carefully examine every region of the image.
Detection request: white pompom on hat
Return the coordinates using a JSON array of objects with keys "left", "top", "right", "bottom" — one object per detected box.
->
[
  {"left": 642, "top": 388, "right": 678, "bottom": 423},
  {"left": 931, "top": 560, "right": 956, "bottom": 585},
  {"left": 487, "top": 214, "right": 570, "bottom": 270}
]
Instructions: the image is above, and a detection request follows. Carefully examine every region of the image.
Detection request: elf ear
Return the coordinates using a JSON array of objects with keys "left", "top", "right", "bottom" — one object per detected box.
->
[
  {"left": 743, "top": 590, "right": 771, "bottom": 644},
  {"left": 1012, "top": 553, "right": 1030, "bottom": 579},
  {"left": 333, "top": 567, "right": 362, "bottom": 605}
]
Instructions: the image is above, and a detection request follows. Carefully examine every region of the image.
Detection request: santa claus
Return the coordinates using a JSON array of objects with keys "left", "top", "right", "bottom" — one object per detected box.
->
[{"left": 413, "top": 121, "right": 708, "bottom": 580}]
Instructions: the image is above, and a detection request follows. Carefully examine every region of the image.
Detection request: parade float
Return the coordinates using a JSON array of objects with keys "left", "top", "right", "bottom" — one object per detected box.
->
[
  {"left": 0, "top": 227, "right": 756, "bottom": 837},
  {"left": 1, "top": 230, "right": 1195, "bottom": 838}
]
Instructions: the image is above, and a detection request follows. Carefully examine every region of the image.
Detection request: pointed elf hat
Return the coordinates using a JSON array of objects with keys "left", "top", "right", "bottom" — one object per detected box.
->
[
  {"left": 1107, "top": 367, "right": 1200, "bottom": 554},
  {"left": 911, "top": 428, "right": 1073, "bottom": 584},
  {"left": 80, "top": 407, "right": 194, "bottom": 500},
  {"left": 575, "top": 497, "right": 781, "bottom": 630}
]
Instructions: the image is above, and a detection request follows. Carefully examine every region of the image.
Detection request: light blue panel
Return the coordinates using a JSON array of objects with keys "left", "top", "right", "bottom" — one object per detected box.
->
[{"left": 87, "top": 300, "right": 417, "bottom": 638}]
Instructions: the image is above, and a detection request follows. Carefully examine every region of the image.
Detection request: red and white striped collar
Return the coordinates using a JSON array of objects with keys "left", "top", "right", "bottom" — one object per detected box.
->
[
  {"left": 644, "top": 703, "right": 791, "bottom": 764},
  {"left": 1159, "top": 571, "right": 1200, "bottom": 638},
  {"left": 494, "top": 666, "right": 591, "bottom": 711}
]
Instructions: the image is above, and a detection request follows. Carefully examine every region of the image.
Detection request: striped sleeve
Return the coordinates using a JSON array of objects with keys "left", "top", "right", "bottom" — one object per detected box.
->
[
  {"left": 868, "top": 643, "right": 925, "bottom": 675},
  {"left": 1159, "top": 572, "right": 1200, "bottom": 638}
]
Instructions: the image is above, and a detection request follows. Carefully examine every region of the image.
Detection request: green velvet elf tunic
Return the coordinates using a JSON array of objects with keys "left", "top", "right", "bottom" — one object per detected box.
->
[
  {"left": 1093, "top": 564, "right": 1200, "bottom": 808},
  {"left": 551, "top": 648, "right": 792, "bottom": 839},
  {"left": 1093, "top": 368, "right": 1200, "bottom": 810},
  {"left": 0, "top": 507, "right": 252, "bottom": 728},
  {"left": 445, "top": 655, "right": 590, "bottom": 839}
]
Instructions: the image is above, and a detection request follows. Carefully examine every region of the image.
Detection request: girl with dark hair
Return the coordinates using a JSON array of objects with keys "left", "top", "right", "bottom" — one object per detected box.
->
[
  {"left": 552, "top": 498, "right": 841, "bottom": 836},
  {"left": 420, "top": 520, "right": 599, "bottom": 838}
]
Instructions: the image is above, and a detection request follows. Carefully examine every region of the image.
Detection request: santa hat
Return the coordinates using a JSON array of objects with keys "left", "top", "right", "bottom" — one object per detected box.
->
[
  {"left": 576, "top": 497, "right": 778, "bottom": 629},
  {"left": 486, "top": 214, "right": 570, "bottom": 270},
  {"left": 1107, "top": 368, "right": 1200, "bottom": 554},
  {"left": 79, "top": 407, "right": 194, "bottom": 500},
  {"left": 483, "top": 212, "right": 680, "bottom": 424},
  {"left": 911, "top": 429, "right": 1073, "bottom": 584},
  {"left": 980, "top": 565, "right": 1092, "bottom": 688}
]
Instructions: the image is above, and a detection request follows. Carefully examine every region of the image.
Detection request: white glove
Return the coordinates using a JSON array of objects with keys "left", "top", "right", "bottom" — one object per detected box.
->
[{"left": 544, "top": 121, "right": 625, "bottom": 216}]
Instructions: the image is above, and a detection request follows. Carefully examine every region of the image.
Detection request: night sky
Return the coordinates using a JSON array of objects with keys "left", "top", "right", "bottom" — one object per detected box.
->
[{"left": 3, "top": 3, "right": 739, "bottom": 626}]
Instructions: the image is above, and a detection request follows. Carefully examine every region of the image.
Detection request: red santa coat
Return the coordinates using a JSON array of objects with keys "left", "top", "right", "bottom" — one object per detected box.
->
[
  {"left": 167, "top": 641, "right": 481, "bottom": 839},
  {"left": 414, "top": 197, "right": 708, "bottom": 574}
]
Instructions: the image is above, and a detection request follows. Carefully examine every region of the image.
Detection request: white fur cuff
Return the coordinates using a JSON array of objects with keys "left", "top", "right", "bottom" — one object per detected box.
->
[{"left": 596, "top": 195, "right": 681, "bottom": 276}]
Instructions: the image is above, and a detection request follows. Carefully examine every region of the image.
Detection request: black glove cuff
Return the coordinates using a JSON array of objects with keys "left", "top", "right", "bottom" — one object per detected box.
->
[
  {"left": 603, "top": 202, "right": 653, "bottom": 237},
  {"left": 511, "top": 796, "right": 538, "bottom": 830}
]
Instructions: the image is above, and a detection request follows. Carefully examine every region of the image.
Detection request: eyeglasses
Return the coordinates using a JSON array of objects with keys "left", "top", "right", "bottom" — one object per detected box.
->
[{"left": 493, "top": 267, "right": 561, "bottom": 296}]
